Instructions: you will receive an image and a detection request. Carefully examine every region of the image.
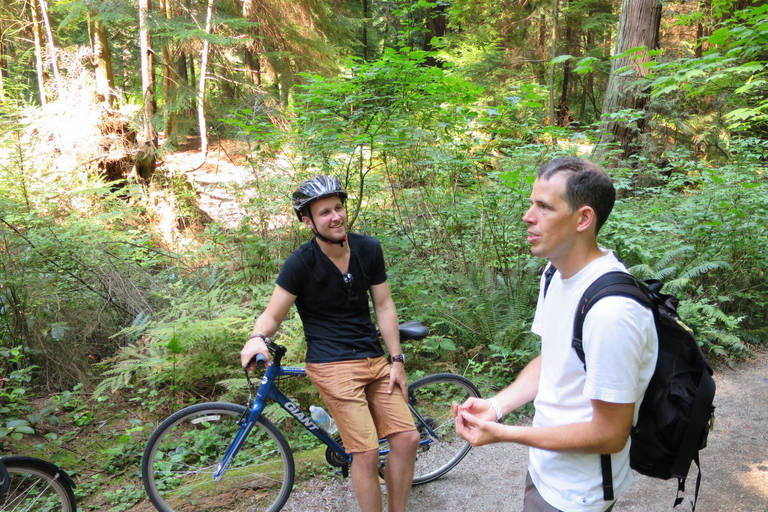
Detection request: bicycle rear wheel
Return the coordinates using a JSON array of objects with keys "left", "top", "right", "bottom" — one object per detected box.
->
[
  {"left": 0, "top": 456, "right": 77, "bottom": 512},
  {"left": 142, "top": 402, "right": 294, "bottom": 512},
  {"left": 406, "top": 373, "right": 480, "bottom": 484}
]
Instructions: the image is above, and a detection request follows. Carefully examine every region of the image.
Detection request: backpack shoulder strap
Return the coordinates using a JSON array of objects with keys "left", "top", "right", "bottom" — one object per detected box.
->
[
  {"left": 542, "top": 263, "right": 557, "bottom": 298},
  {"left": 572, "top": 271, "right": 654, "bottom": 368}
]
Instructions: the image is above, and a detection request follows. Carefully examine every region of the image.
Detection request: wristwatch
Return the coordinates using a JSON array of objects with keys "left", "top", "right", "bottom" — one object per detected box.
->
[{"left": 391, "top": 354, "right": 405, "bottom": 364}]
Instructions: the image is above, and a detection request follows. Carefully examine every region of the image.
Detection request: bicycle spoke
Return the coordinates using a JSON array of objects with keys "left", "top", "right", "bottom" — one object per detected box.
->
[
  {"left": 407, "top": 373, "right": 480, "bottom": 484},
  {"left": 143, "top": 402, "right": 294, "bottom": 512}
]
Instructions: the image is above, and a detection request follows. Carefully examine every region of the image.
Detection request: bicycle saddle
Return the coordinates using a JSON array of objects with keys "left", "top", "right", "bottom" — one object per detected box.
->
[{"left": 398, "top": 320, "right": 429, "bottom": 340}]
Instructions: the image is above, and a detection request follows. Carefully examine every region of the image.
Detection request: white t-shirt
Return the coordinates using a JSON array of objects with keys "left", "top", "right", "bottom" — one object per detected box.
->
[{"left": 529, "top": 251, "right": 658, "bottom": 512}]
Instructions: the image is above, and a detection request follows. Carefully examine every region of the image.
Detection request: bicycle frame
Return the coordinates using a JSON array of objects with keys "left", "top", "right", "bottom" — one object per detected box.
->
[{"left": 214, "top": 359, "right": 440, "bottom": 480}]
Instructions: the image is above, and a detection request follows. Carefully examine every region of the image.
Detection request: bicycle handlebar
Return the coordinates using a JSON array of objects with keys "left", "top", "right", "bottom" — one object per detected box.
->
[{"left": 245, "top": 320, "right": 429, "bottom": 369}]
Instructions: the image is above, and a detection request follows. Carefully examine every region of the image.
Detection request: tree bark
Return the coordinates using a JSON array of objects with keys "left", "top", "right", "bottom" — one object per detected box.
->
[
  {"left": 242, "top": 0, "right": 262, "bottom": 85},
  {"left": 0, "top": 18, "right": 7, "bottom": 103},
  {"left": 160, "top": 0, "right": 178, "bottom": 143},
  {"left": 30, "top": 0, "right": 47, "bottom": 104},
  {"left": 198, "top": 0, "right": 214, "bottom": 155},
  {"left": 362, "top": 0, "right": 369, "bottom": 62},
  {"left": 595, "top": 0, "right": 662, "bottom": 160},
  {"left": 88, "top": 10, "right": 116, "bottom": 107},
  {"left": 137, "top": 0, "right": 158, "bottom": 180},
  {"left": 549, "top": 0, "right": 559, "bottom": 131},
  {"left": 37, "top": 0, "right": 63, "bottom": 99},
  {"left": 139, "top": 0, "right": 157, "bottom": 142}
]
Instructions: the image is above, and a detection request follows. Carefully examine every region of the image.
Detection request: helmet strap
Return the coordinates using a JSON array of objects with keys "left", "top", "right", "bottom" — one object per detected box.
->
[
  {"left": 314, "top": 231, "right": 347, "bottom": 247},
  {"left": 306, "top": 214, "right": 347, "bottom": 247}
]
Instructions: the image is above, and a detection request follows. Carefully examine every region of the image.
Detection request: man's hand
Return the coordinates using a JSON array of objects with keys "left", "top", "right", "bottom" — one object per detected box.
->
[
  {"left": 451, "top": 398, "right": 504, "bottom": 447},
  {"left": 452, "top": 404, "right": 506, "bottom": 447},
  {"left": 387, "top": 363, "right": 409, "bottom": 401},
  {"left": 240, "top": 337, "right": 270, "bottom": 369},
  {"left": 452, "top": 397, "right": 499, "bottom": 423}
]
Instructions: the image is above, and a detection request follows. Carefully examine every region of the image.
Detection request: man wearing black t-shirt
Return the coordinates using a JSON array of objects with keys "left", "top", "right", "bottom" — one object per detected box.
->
[{"left": 240, "top": 176, "right": 419, "bottom": 512}]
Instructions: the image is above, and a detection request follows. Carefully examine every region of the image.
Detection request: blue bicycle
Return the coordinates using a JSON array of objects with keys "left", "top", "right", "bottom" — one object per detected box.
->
[{"left": 141, "top": 321, "right": 480, "bottom": 512}]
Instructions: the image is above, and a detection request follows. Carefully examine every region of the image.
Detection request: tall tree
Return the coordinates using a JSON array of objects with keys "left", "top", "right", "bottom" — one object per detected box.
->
[
  {"left": 138, "top": 0, "right": 158, "bottom": 180},
  {"left": 596, "top": 0, "right": 662, "bottom": 160},
  {"left": 30, "top": 0, "right": 48, "bottom": 104},
  {"left": 198, "top": 0, "right": 214, "bottom": 155},
  {"left": 37, "top": 0, "right": 63, "bottom": 99},
  {"left": 159, "top": 0, "right": 179, "bottom": 143},
  {"left": 139, "top": 0, "right": 157, "bottom": 143},
  {"left": 0, "top": 15, "right": 7, "bottom": 103},
  {"left": 88, "top": 5, "right": 116, "bottom": 106}
]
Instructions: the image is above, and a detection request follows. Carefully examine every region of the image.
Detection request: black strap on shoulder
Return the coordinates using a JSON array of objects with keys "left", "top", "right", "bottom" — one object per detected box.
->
[
  {"left": 572, "top": 271, "right": 653, "bottom": 369},
  {"left": 542, "top": 263, "right": 557, "bottom": 298},
  {"left": 571, "top": 271, "right": 653, "bottom": 502}
]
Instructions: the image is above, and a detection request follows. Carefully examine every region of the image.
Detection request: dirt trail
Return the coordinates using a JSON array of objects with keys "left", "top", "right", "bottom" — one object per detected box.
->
[{"left": 280, "top": 350, "right": 768, "bottom": 511}]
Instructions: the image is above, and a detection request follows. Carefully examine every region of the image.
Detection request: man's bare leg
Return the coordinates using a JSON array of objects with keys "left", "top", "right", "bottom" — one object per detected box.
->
[
  {"left": 351, "top": 448, "right": 383, "bottom": 512},
  {"left": 384, "top": 430, "right": 420, "bottom": 512}
]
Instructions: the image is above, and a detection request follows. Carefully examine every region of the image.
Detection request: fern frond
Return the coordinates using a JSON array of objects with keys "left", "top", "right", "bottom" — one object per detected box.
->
[
  {"left": 680, "top": 260, "right": 731, "bottom": 280},
  {"left": 628, "top": 263, "right": 656, "bottom": 279},
  {"left": 662, "top": 277, "right": 690, "bottom": 296},
  {"left": 654, "top": 245, "right": 694, "bottom": 270}
]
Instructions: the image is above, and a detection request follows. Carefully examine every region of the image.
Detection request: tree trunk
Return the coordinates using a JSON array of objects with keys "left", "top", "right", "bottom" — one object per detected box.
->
[
  {"left": 88, "top": 11, "right": 116, "bottom": 107},
  {"left": 37, "top": 0, "right": 63, "bottom": 99},
  {"left": 160, "top": 0, "right": 178, "bottom": 144},
  {"left": 0, "top": 19, "right": 7, "bottom": 103},
  {"left": 139, "top": 0, "right": 157, "bottom": 142},
  {"left": 549, "top": 0, "right": 559, "bottom": 131},
  {"left": 198, "top": 0, "right": 214, "bottom": 155},
  {"left": 30, "top": 0, "right": 47, "bottom": 105},
  {"left": 242, "top": 0, "right": 262, "bottom": 85},
  {"left": 595, "top": 0, "right": 662, "bottom": 161},
  {"left": 138, "top": 0, "right": 158, "bottom": 180},
  {"left": 362, "top": 0, "right": 369, "bottom": 62}
]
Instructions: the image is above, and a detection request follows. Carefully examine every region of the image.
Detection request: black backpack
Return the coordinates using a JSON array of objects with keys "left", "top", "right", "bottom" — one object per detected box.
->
[{"left": 543, "top": 266, "right": 716, "bottom": 511}]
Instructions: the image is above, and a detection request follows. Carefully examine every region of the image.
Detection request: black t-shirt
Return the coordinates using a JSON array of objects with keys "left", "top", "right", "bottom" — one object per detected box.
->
[{"left": 276, "top": 232, "right": 388, "bottom": 363}]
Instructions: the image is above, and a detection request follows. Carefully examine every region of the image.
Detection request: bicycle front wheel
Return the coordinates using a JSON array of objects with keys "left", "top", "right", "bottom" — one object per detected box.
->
[
  {"left": 0, "top": 456, "right": 77, "bottom": 512},
  {"left": 142, "top": 402, "right": 294, "bottom": 512},
  {"left": 408, "top": 373, "right": 480, "bottom": 485}
]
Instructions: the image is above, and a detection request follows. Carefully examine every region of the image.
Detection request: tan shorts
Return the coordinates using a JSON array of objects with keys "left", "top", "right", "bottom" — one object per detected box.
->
[{"left": 305, "top": 356, "right": 416, "bottom": 453}]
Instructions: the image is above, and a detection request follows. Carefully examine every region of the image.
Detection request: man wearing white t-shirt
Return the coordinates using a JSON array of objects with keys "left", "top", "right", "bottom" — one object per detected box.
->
[{"left": 453, "top": 157, "right": 658, "bottom": 512}]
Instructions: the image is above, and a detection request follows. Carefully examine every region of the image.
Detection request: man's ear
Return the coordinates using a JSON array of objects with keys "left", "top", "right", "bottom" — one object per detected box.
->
[
  {"left": 302, "top": 215, "right": 314, "bottom": 230},
  {"left": 575, "top": 205, "right": 597, "bottom": 234}
]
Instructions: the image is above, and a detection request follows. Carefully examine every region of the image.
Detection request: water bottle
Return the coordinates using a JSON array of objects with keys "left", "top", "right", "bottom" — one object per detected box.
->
[{"left": 309, "top": 405, "right": 337, "bottom": 434}]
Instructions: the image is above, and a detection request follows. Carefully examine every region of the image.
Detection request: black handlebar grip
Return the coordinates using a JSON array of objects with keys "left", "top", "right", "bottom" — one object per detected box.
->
[{"left": 252, "top": 353, "right": 268, "bottom": 368}]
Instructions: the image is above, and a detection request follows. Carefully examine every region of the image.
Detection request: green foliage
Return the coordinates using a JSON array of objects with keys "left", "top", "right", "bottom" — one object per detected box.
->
[
  {"left": 94, "top": 280, "right": 276, "bottom": 400},
  {"left": 417, "top": 264, "right": 541, "bottom": 389},
  {"left": 603, "top": 148, "right": 768, "bottom": 359},
  {"left": 292, "top": 47, "right": 483, "bottom": 227},
  {"left": 650, "top": 3, "right": 768, "bottom": 133}
]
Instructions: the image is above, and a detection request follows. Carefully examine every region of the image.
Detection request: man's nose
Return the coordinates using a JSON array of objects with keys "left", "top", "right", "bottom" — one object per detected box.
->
[{"left": 522, "top": 206, "right": 535, "bottom": 224}]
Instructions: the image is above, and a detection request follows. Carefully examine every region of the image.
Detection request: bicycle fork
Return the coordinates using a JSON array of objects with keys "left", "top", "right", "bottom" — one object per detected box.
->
[{"left": 213, "top": 365, "right": 276, "bottom": 480}]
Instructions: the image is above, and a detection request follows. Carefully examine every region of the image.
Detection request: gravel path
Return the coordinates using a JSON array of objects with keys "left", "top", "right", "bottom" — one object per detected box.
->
[{"left": 279, "top": 350, "right": 768, "bottom": 512}]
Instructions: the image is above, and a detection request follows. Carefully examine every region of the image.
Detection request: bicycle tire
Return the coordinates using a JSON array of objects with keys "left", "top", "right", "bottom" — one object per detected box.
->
[
  {"left": 142, "top": 402, "right": 294, "bottom": 512},
  {"left": 403, "top": 373, "right": 481, "bottom": 485},
  {"left": 0, "top": 456, "right": 77, "bottom": 512}
]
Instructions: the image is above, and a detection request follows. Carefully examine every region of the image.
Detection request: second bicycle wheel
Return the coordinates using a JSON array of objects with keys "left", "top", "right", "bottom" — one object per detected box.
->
[
  {"left": 142, "top": 402, "right": 294, "bottom": 512},
  {"left": 407, "top": 373, "right": 480, "bottom": 484},
  {"left": 0, "top": 456, "right": 77, "bottom": 512}
]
